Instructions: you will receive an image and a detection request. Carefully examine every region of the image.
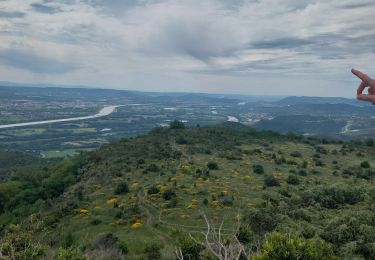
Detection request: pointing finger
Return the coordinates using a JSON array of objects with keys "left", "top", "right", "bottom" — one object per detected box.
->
[{"left": 352, "top": 68, "right": 373, "bottom": 85}]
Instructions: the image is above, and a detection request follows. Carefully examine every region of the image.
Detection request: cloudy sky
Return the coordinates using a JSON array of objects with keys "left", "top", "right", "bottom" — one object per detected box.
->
[{"left": 0, "top": 0, "right": 374, "bottom": 96}]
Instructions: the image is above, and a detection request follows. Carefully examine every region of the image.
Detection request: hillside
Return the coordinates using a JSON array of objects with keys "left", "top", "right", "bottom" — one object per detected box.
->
[{"left": 1, "top": 123, "right": 375, "bottom": 259}]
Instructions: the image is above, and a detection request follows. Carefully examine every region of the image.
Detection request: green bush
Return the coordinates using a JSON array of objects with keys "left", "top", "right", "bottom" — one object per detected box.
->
[
  {"left": 147, "top": 185, "right": 160, "bottom": 195},
  {"left": 56, "top": 247, "right": 86, "bottom": 260},
  {"left": 253, "top": 232, "right": 337, "bottom": 260},
  {"left": 207, "top": 161, "right": 219, "bottom": 170},
  {"left": 114, "top": 182, "right": 129, "bottom": 195},
  {"left": 253, "top": 164, "right": 264, "bottom": 174},
  {"left": 144, "top": 243, "right": 162, "bottom": 260},
  {"left": 290, "top": 151, "right": 302, "bottom": 158},
  {"left": 177, "top": 235, "right": 204, "bottom": 260},
  {"left": 245, "top": 207, "right": 278, "bottom": 234},
  {"left": 287, "top": 175, "right": 300, "bottom": 185},
  {"left": 361, "top": 161, "right": 371, "bottom": 168},
  {"left": 264, "top": 175, "right": 280, "bottom": 187},
  {"left": 162, "top": 189, "right": 176, "bottom": 200}
]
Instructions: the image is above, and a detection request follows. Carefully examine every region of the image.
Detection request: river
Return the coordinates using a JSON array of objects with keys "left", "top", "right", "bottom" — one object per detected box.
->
[{"left": 0, "top": 105, "right": 122, "bottom": 130}]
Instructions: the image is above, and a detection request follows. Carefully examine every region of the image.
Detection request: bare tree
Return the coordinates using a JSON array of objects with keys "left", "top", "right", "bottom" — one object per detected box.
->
[{"left": 175, "top": 212, "right": 250, "bottom": 260}]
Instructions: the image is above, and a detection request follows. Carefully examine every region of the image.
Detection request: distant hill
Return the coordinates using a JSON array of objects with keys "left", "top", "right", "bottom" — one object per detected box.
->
[
  {"left": 276, "top": 96, "right": 369, "bottom": 106},
  {"left": 0, "top": 123, "right": 374, "bottom": 259}
]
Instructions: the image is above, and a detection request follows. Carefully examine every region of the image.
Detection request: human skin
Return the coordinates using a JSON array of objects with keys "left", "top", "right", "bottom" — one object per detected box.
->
[{"left": 352, "top": 68, "right": 375, "bottom": 105}]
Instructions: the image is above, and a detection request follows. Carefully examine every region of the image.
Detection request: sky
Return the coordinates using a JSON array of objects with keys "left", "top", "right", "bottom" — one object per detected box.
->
[{"left": 0, "top": 0, "right": 374, "bottom": 97}]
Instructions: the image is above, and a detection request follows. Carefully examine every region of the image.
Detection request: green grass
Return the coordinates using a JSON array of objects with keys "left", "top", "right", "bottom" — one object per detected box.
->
[
  {"left": 3, "top": 128, "right": 46, "bottom": 137},
  {"left": 42, "top": 148, "right": 94, "bottom": 158}
]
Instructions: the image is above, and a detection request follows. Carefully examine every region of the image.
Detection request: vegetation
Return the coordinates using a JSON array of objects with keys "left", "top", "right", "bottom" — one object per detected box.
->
[{"left": 0, "top": 124, "right": 375, "bottom": 259}]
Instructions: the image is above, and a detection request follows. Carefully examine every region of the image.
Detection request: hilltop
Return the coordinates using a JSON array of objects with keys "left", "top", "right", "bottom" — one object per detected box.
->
[{"left": 1, "top": 122, "right": 375, "bottom": 259}]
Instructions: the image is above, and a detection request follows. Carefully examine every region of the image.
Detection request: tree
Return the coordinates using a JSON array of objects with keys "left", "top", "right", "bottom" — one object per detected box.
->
[{"left": 170, "top": 120, "right": 185, "bottom": 129}]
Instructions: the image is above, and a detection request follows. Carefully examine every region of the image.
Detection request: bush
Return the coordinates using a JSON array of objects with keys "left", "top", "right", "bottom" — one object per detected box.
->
[
  {"left": 170, "top": 120, "right": 185, "bottom": 129},
  {"left": 253, "top": 232, "right": 337, "bottom": 260},
  {"left": 290, "top": 151, "right": 302, "bottom": 157},
  {"left": 177, "top": 235, "right": 204, "bottom": 259},
  {"left": 264, "top": 175, "right": 280, "bottom": 187},
  {"left": 147, "top": 185, "right": 160, "bottom": 195},
  {"left": 313, "top": 185, "right": 364, "bottom": 209},
  {"left": 57, "top": 247, "right": 86, "bottom": 260},
  {"left": 144, "top": 243, "right": 162, "bottom": 260},
  {"left": 253, "top": 164, "right": 264, "bottom": 174},
  {"left": 207, "top": 161, "right": 219, "bottom": 170},
  {"left": 117, "top": 240, "right": 128, "bottom": 255},
  {"left": 114, "top": 182, "right": 129, "bottom": 195},
  {"left": 147, "top": 164, "right": 160, "bottom": 172},
  {"left": 361, "top": 161, "right": 371, "bottom": 169},
  {"left": 245, "top": 207, "right": 278, "bottom": 234},
  {"left": 162, "top": 189, "right": 176, "bottom": 200},
  {"left": 286, "top": 175, "right": 300, "bottom": 185}
]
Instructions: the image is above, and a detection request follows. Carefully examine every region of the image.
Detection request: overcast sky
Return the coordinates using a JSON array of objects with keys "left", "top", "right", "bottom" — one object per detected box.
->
[{"left": 0, "top": 0, "right": 374, "bottom": 96}]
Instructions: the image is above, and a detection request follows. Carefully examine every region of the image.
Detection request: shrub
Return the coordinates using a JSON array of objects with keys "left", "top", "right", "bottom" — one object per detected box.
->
[
  {"left": 170, "top": 120, "right": 185, "bottom": 129},
  {"left": 366, "top": 138, "right": 374, "bottom": 147},
  {"left": 290, "top": 151, "right": 302, "bottom": 158},
  {"left": 176, "top": 136, "right": 188, "bottom": 144},
  {"left": 177, "top": 234, "right": 204, "bottom": 259},
  {"left": 57, "top": 247, "right": 86, "bottom": 260},
  {"left": 245, "top": 207, "right": 278, "bottom": 234},
  {"left": 147, "top": 164, "right": 160, "bottom": 172},
  {"left": 264, "top": 175, "right": 280, "bottom": 187},
  {"left": 144, "top": 243, "right": 162, "bottom": 260},
  {"left": 147, "top": 185, "right": 160, "bottom": 195},
  {"left": 286, "top": 175, "right": 300, "bottom": 185},
  {"left": 207, "top": 161, "right": 219, "bottom": 170},
  {"left": 253, "top": 164, "right": 264, "bottom": 174},
  {"left": 313, "top": 185, "right": 364, "bottom": 209},
  {"left": 117, "top": 241, "right": 128, "bottom": 255},
  {"left": 162, "top": 189, "right": 176, "bottom": 200},
  {"left": 114, "top": 182, "right": 129, "bottom": 195},
  {"left": 253, "top": 232, "right": 336, "bottom": 260},
  {"left": 361, "top": 161, "right": 371, "bottom": 169},
  {"left": 301, "top": 160, "right": 308, "bottom": 168}
]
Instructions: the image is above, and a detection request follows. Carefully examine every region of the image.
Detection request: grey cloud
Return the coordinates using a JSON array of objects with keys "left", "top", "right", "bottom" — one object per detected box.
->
[
  {"left": 340, "top": 1, "right": 375, "bottom": 9},
  {"left": 31, "top": 3, "right": 62, "bottom": 14},
  {"left": 0, "top": 48, "right": 76, "bottom": 74},
  {"left": 251, "top": 38, "right": 312, "bottom": 49},
  {"left": 0, "top": 10, "right": 25, "bottom": 18}
]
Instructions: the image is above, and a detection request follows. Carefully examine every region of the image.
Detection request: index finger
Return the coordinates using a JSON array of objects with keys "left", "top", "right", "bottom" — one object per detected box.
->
[{"left": 352, "top": 68, "right": 373, "bottom": 84}]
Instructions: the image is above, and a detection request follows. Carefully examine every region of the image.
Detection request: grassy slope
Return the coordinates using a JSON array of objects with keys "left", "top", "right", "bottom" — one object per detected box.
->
[{"left": 1, "top": 124, "right": 375, "bottom": 259}]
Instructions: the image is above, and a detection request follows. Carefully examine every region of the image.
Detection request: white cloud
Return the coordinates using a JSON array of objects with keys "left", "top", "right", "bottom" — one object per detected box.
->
[{"left": 0, "top": 0, "right": 373, "bottom": 96}]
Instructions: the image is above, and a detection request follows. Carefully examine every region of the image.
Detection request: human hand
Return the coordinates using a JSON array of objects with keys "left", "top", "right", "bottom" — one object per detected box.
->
[{"left": 352, "top": 68, "right": 375, "bottom": 105}]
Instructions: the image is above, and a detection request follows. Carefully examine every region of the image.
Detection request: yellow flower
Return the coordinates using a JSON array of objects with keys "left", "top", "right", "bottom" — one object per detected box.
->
[
  {"left": 131, "top": 222, "right": 142, "bottom": 229},
  {"left": 106, "top": 198, "right": 117, "bottom": 205},
  {"left": 80, "top": 209, "right": 89, "bottom": 214},
  {"left": 180, "top": 214, "right": 188, "bottom": 219}
]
